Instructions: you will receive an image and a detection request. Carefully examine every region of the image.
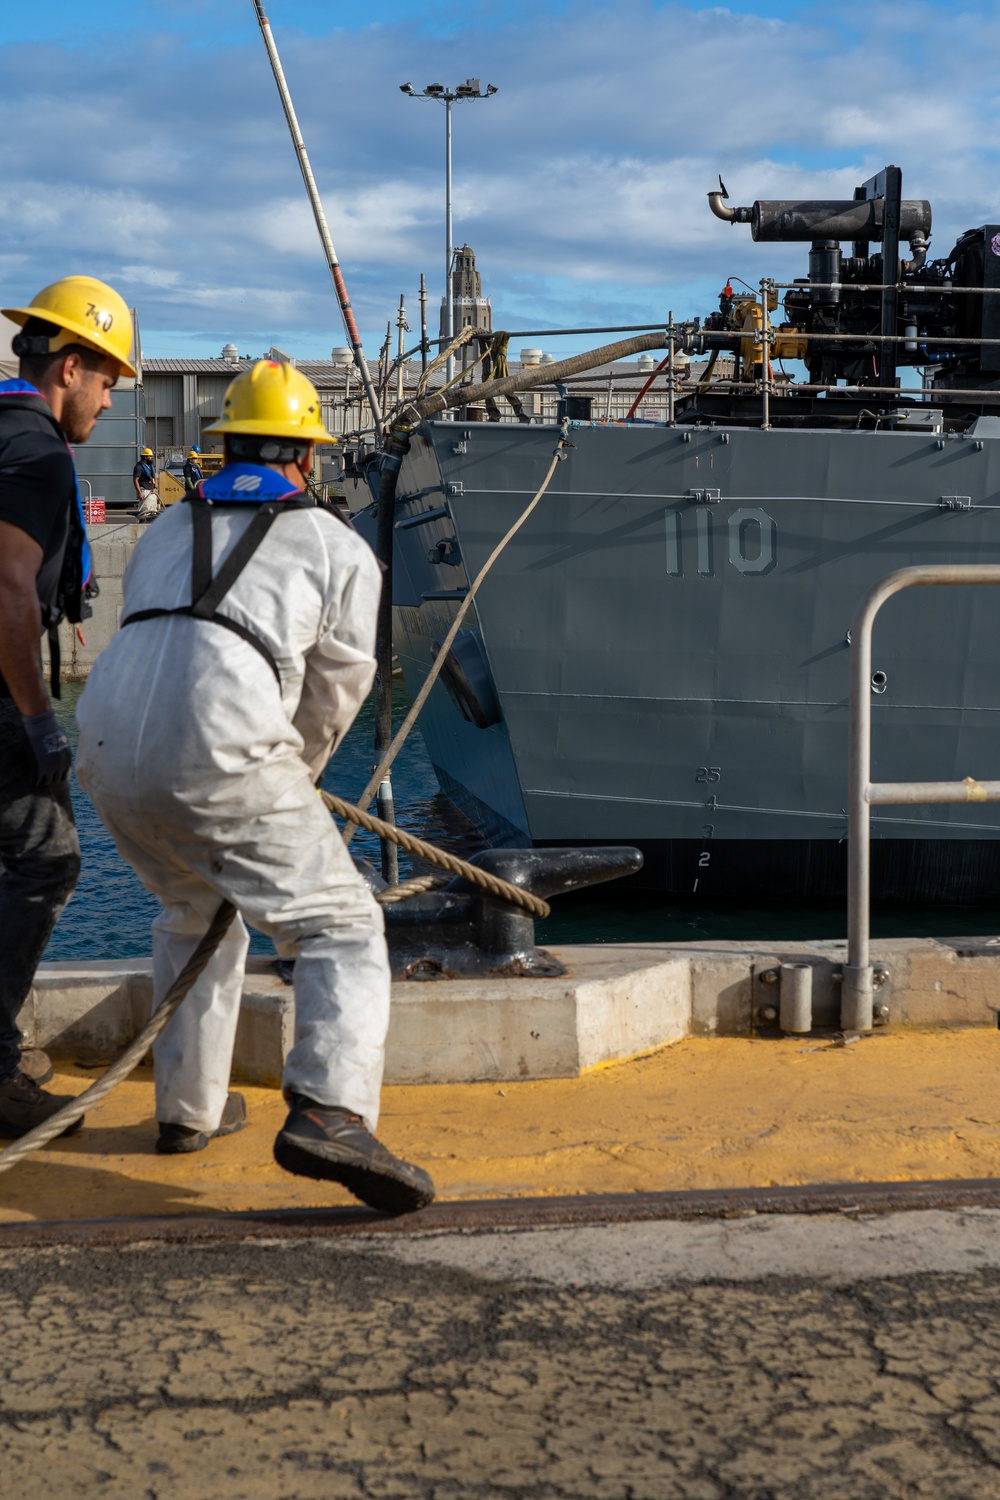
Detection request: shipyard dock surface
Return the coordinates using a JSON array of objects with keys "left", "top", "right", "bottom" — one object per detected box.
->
[
  {"left": 3, "top": 1024, "right": 1000, "bottom": 1225},
  {"left": 5, "top": 1027, "right": 1000, "bottom": 1498}
]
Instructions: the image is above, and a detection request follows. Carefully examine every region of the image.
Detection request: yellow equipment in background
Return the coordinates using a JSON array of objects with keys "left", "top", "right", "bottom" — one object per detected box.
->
[
  {"left": 156, "top": 451, "right": 225, "bottom": 506},
  {"left": 159, "top": 471, "right": 184, "bottom": 506},
  {"left": 728, "top": 288, "right": 808, "bottom": 381}
]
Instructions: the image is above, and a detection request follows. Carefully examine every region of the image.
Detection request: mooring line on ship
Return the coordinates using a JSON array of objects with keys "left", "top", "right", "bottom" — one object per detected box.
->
[{"left": 347, "top": 424, "right": 573, "bottom": 839}]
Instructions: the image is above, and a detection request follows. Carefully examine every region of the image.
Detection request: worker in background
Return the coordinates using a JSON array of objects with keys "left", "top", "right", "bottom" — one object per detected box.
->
[
  {"left": 133, "top": 445, "right": 159, "bottom": 521},
  {"left": 76, "top": 360, "right": 434, "bottom": 1214},
  {"left": 182, "top": 446, "right": 202, "bottom": 494},
  {"left": 0, "top": 275, "right": 135, "bottom": 1137}
]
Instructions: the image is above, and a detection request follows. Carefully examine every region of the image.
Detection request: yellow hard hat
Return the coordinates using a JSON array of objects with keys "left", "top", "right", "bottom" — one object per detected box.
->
[
  {"left": 205, "top": 360, "right": 335, "bottom": 444},
  {"left": 187, "top": 450, "right": 199, "bottom": 460},
  {"left": 3, "top": 275, "right": 137, "bottom": 378},
  {"left": 141, "top": 447, "right": 153, "bottom": 457}
]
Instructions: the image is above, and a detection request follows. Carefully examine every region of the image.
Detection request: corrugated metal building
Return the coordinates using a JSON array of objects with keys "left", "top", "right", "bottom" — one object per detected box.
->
[
  {"left": 142, "top": 348, "right": 709, "bottom": 467},
  {"left": 143, "top": 355, "right": 372, "bottom": 460},
  {"left": 74, "top": 384, "right": 145, "bottom": 508}
]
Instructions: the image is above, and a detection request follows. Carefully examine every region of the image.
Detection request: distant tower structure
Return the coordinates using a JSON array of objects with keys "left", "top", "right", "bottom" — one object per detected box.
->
[{"left": 440, "top": 245, "right": 492, "bottom": 370}]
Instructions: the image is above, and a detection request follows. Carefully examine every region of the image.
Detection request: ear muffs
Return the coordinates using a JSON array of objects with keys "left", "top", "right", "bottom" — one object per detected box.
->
[
  {"left": 12, "top": 333, "right": 52, "bottom": 357},
  {"left": 229, "top": 435, "right": 310, "bottom": 465}
]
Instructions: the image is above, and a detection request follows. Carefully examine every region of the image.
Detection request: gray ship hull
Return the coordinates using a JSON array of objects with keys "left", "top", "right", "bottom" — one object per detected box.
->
[{"left": 376, "top": 417, "right": 1000, "bottom": 900}]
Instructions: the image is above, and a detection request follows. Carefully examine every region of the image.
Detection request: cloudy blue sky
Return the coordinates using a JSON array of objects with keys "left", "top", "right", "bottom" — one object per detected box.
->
[{"left": 1, "top": 0, "right": 997, "bottom": 360}]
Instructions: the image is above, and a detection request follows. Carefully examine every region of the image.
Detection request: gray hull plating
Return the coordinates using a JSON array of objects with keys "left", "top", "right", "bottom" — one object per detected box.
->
[{"left": 383, "top": 418, "right": 1000, "bottom": 899}]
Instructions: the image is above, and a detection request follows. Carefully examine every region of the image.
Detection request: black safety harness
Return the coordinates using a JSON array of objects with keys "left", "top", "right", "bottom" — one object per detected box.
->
[{"left": 120, "top": 497, "right": 315, "bottom": 685}]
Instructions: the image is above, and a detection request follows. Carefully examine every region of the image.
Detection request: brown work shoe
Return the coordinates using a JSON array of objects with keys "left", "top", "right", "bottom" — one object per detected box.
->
[
  {"left": 274, "top": 1096, "right": 435, "bottom": 1214},
  {"left": 19, "top": 1050, "right": 54, "bottom": 1086},
  {"left": 0, "top": 1072, "right": 83, "bottom": 1139},
  {"left": 156, "top": 1091, "right": 248, "bottom": 1154}
]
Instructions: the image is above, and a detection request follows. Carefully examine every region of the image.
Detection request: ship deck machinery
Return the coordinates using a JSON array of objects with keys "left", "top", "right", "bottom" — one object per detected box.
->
[{"left": 364, "top": 166, "right": 1000, "bottom": 902}]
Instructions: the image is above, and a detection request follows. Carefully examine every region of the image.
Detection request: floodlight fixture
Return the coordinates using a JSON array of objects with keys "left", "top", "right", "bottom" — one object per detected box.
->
[{"left": 401, "top": 79, "right": 499, "bottom": 383}]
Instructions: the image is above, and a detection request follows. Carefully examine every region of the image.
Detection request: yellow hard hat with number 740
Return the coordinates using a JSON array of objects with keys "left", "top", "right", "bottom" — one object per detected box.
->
[
  {"left": 206, "top": 360, "right": 336, "bottom": 443},
  {"left": 3, "top": 275, "right": 137, "bottom": 378}
]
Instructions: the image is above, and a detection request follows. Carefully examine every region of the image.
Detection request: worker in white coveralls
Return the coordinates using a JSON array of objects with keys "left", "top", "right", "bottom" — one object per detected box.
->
[{"left": 76, "top": 360, "right": 434, "bottom": 1214}]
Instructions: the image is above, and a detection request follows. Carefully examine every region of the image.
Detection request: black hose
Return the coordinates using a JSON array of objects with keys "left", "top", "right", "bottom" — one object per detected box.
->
[{"left": 372, "top": 430, "right": 411, "bottom": 818}]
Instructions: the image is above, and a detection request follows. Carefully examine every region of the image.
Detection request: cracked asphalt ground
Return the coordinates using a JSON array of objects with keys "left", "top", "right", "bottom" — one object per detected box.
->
[{"left": 5, "top": 1223, "right": 1000, "bottom": 1498}]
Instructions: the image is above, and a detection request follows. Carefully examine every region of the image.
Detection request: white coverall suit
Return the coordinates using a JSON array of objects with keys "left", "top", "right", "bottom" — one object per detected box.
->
[{"left": 76, "top": 479, "right": 389, "bottom": 1133}]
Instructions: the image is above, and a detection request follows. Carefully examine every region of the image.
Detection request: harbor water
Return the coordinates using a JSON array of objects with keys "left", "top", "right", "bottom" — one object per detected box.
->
[{"left": 49, "top": 681, "right": 1000, "bottom": 962}]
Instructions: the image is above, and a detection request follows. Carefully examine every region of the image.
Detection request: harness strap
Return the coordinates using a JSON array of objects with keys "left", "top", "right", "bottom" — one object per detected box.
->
[
  {"left": 47, "top": 626, "right": 61, "bottom": 700},
  {"left": 188, "top": 501, "right": 282, "bottom": 618},
  {"left": 189, "top": 498, "right": 214, "bottom": 603},
  {"left": 120, "top": 500, "right": 308, "bottom": 686},
  {"left": 121, "top": 606, "right": 282, "bottom": 683}
]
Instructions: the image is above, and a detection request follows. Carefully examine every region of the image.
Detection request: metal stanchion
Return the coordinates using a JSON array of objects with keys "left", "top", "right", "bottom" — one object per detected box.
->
[
  {"left": 377, "top": 777, "right": 400, "bottom": 885},
  {"left": 845, "top": 564, "right": 1000, "bottom": 1030}
]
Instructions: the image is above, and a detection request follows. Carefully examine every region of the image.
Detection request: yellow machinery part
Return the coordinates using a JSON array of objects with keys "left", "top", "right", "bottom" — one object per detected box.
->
[
  {"left": 158, "top": 471, "right": 185, "bottom": 507},
  {"left": 730, "top": 290, "right": 808, "bottom": 375},
  {"left": 774, "top": 327, "right": 809, "bottom": 361}
]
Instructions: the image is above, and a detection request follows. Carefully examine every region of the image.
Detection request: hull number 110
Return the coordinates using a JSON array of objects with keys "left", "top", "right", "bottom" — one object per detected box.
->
[{"left": 666, "top": 507, "right": 777, "bottom": 578}]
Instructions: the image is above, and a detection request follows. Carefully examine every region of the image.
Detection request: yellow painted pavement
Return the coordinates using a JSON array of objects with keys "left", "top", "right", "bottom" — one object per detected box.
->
[{"left": 3, "top": 1029, "right": 1000, "bottom": 1222}]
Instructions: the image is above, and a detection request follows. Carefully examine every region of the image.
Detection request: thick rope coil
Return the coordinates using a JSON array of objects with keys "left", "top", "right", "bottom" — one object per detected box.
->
[{"left": 323, "top": 789, "right": 550, "bottom": 919}]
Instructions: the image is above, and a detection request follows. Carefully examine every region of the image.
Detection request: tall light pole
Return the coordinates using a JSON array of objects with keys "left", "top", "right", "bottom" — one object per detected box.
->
[{"left": 400, "top": 79, "right": 498, "bottom": 386}]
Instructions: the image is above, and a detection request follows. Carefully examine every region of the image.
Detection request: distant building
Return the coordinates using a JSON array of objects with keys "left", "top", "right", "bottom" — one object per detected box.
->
[
  {"left": 142, "top": 346, "right": 710, "bottom": 461},
  {"left": 440, "top": 245, "right": 492, "bottom": 370}
]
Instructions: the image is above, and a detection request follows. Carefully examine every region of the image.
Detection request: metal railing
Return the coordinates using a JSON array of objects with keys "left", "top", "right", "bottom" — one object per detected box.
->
[
  {"left": 338, "top": 279, "right": 1000, "bottom": 440},
  {"left": 845, "top": 565, "right": 1000, "bottom": 1029}
]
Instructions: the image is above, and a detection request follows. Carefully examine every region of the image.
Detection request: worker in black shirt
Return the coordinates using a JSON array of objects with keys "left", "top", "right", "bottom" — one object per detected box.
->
[
  {"left": 0, "top": 275, "right": 136, "bottom": 1137},
  {"left": 182, "top": 447, "right": 203, "bottom": 493},
  {"left": 133, "top": 446, "right": 159, "bottom": 521}
]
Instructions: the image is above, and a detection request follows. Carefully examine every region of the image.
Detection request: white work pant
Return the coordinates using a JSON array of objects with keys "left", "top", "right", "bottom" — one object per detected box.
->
[
  {"left": 85, "top": 762, "right": 391, "bottom": 1134},
  {"left": 135, "top": 488, "right": 159, "bottom": 520}
]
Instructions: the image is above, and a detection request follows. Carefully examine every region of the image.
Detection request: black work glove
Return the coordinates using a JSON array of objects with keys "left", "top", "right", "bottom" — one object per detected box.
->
[{"left": 21, "top": 709, "right": 72, "bottom": 787}]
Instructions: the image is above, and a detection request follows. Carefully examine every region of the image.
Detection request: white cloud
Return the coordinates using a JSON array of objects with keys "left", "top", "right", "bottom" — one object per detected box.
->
[{"left": 0, "top": 2, "right": 996, "bottom": 353}]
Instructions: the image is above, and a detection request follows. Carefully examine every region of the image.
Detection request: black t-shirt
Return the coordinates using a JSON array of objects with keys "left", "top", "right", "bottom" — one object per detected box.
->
[
  {"left": 133, "top": 459, "right": 156, "bottom": 489},
  {"left": 0, "top": 397, "right": 77, "bottom": 698}
]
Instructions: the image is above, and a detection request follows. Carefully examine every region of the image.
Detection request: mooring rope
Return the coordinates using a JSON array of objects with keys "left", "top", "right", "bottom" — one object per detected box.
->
[
  {"left": 346, "top": 426, "right": 572, "bottom": 838},
  {"left": 0, "top": 899, "right": 238, "bottom": 1176},
  {"left": 0, "top": 434, "right": 567, "bottom": 1176},
  {"left": 323, "top": 790, "right": 550, "bottom": 919},
  {"left": 374, "top": 871, "right": 445, "bottom": 903},
  {"left": 0, "top": 786, "right": 550, "bottom": 1175}
]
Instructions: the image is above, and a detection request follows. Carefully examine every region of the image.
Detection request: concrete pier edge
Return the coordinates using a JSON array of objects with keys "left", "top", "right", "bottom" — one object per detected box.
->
[{"left": 28, "top": 935, "right": 1000, "bottom": 1087}]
